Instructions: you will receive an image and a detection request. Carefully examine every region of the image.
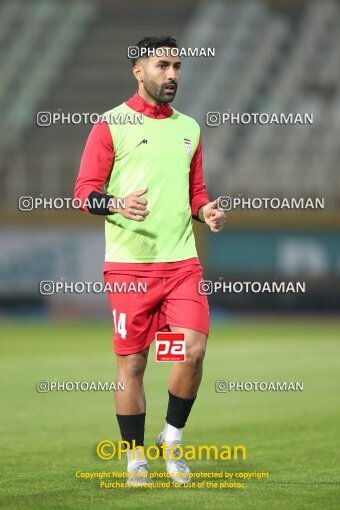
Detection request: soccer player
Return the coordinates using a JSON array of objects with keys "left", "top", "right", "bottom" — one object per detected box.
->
[{"left": 74, "top": 36, "right": 226, "bottom": 486}]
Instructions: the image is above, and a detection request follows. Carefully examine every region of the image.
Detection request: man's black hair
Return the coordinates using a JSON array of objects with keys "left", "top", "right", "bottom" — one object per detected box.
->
[{"left": 129, "top": 36, "right": 178, "bottom": 66}]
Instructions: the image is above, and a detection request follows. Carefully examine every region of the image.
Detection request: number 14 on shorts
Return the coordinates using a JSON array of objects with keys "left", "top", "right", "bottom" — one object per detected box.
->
[{"left": 112, "top": 309, "right": 127, "bottom": 339}]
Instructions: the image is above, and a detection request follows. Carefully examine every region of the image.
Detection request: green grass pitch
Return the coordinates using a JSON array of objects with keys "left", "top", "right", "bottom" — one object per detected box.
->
[{"left": 0, "top": 319, "right": 339, "bottom": 509}]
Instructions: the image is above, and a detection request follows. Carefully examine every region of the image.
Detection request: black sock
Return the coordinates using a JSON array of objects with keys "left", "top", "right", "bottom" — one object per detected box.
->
[
  {"left": 116, "top": 413, "right": 145, "bottom": 447},
  {"left": 166, "top": 391, "right": 196, "bottom": 429}
]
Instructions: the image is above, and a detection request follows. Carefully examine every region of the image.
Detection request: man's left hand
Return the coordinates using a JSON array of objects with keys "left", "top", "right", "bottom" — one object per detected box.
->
[{"left": 199, "top": 200, "right": 226, "bottom": 233}]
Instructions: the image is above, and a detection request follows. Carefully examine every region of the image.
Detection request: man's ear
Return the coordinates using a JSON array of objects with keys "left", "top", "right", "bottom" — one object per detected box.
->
[{"left": 133, "top": 63, "right": 144, "bottom": 84}]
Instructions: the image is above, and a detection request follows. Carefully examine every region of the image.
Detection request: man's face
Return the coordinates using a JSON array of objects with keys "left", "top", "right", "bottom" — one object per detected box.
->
[{"left": 137, "top": 47, "right": 181, "bottom": 104}]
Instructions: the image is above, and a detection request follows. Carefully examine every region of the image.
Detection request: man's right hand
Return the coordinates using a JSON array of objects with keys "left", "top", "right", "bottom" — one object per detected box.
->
[{"left": 109, "top": 187, "right": 149, "bottom": 222}]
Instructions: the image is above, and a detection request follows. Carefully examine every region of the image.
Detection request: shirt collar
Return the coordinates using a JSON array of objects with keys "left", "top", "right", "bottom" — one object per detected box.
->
[{"left": 125, "top": 91, "right": 173, "bottom": 119}]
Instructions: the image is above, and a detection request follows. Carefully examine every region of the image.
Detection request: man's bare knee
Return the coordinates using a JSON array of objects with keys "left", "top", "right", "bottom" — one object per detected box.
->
[
  {"left": 185, "top": 343, "right": 206, "bottom": 370},
  {"left": 116, "top": 350, "right": 148, "bottom": 379}
]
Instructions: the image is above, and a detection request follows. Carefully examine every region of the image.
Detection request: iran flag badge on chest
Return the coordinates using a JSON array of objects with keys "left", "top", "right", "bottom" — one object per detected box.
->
[{"left": 184, "top": 138, "right": 192, "bottom": 155}]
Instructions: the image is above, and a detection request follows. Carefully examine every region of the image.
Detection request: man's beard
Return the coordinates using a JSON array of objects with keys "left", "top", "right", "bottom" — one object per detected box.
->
[{"left": 143, "top": 78, "right": 177, "bottom": 104}]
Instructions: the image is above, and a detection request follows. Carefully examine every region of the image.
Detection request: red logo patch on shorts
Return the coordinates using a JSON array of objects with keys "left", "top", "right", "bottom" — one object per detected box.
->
[{"left": 155, "top": 332, "right": 185, "bottom": 362}]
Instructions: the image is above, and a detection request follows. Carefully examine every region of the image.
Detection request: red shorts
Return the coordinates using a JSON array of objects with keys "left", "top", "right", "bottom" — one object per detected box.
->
[{"left": 104, "top": 267, "right": 210, "bottom": 355}]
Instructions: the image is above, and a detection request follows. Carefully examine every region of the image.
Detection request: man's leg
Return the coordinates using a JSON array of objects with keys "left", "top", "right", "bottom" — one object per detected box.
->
[
  {"left": 168, "top": 326, "right": 207, "bottom": 398},
  {"left": 156, "top": 326, "right": 207, "bottom": 483},
  {"left": 163, "top": 326, "right": 207, "bottom": 442},
  {"left": 104, "top": 272, "right": 163, "bottom": 485},
  {"left": 115, "top": 347, "right": 149, "bottom": 414},
  {"left": 115, "top": 347, "right": 149, "bottom": 476}
]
